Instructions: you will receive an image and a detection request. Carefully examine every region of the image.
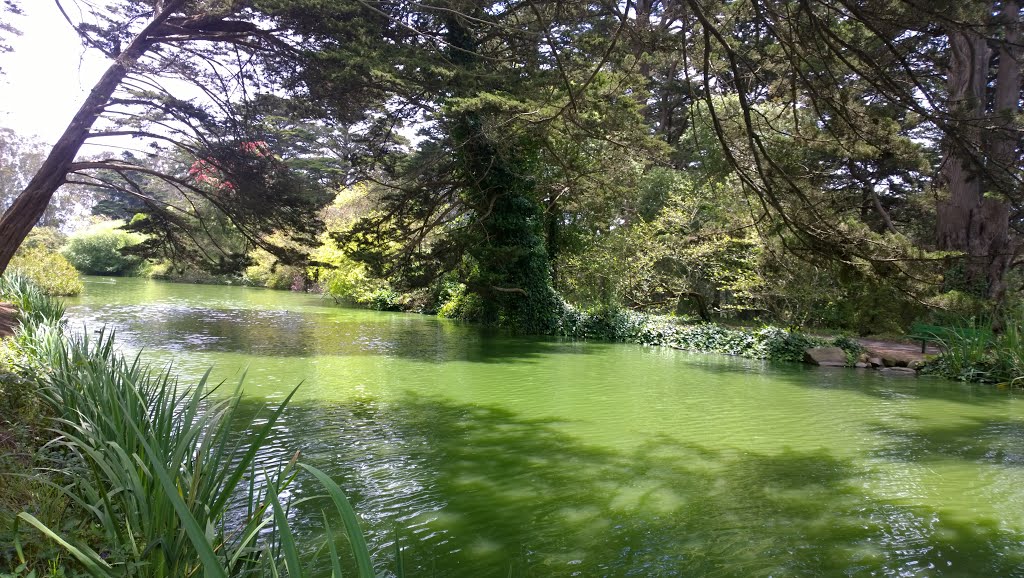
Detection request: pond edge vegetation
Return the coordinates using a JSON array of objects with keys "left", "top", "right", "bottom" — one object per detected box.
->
[{"left": 0, "top": 273, "right": 385, "bottom": 577}]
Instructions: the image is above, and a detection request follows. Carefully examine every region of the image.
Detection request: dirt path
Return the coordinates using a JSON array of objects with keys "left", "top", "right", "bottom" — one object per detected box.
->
[
  {"left": 0, "top": 302, "right": 18, "bottom": 339},
  {"left": 856, "top": 337, "right": 939, "bottom": 366}
]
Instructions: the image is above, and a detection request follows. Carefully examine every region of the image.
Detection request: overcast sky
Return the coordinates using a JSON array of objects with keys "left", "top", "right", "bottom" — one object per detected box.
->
[{"left": 0, "top": 1, "right": 107, "bottom": 144}]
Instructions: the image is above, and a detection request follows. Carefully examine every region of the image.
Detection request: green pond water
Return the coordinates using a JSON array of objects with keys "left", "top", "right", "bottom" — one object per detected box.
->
[{"left": 65, "top": 277, "right": 1024, "bottom": 577}]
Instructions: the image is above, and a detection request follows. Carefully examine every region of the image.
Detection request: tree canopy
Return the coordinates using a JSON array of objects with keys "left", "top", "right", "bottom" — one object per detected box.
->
[{"left": 2, "top": 0, "right": 1022, "bottom": 332}]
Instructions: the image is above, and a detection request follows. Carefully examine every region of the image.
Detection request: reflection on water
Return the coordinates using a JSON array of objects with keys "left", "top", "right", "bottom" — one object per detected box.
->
[{"left": 67, "top": 277, "right": 1024, "bottom": 576}]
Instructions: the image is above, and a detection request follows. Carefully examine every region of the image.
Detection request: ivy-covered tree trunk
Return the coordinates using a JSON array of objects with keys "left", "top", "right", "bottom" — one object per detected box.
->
[
  {"left": 936, "top": 3, "right": 1018, "bottom": 308},
  {"left": 444, "top": 12, "right": 562, "bottom": 333}
]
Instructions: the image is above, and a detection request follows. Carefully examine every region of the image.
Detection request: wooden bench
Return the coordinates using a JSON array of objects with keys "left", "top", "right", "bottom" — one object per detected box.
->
[{"left": 908, "top": 322, "right": 990, "bottom": 354}]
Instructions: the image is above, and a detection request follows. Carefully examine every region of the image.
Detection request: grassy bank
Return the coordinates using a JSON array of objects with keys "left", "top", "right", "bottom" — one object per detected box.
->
[
  {"left": 0, "top": 274, "right": 383, "bottom": 577},
  {"left": 921, "top": 318, "right": 1024, "bottom": 385}
]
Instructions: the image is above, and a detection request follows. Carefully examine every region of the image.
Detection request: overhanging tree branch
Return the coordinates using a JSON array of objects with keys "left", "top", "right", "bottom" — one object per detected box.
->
[{"left": 0, "top": 0, "right": 187, "bottom": 273}]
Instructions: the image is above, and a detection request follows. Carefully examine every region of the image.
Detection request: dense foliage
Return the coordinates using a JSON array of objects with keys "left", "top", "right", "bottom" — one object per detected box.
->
[
  {"left": 557, "top": 306, "right": 861, "bottom": 364},
  {"left": 923, "top": 316, "right": 1024, "bottom": 385},
  {"left": 6, "top": 228, "right": 82, "bottom": 296},
  {"left": 1, "top": 0, "right": 1023, "bottom": 369},
  {"left": 61, "top": 221, "right": 145, "bottom": 276}
]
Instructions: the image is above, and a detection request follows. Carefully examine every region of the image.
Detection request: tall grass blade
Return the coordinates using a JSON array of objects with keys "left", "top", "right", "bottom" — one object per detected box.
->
[
  {"left": 122, "top": 412, "right": 229, "bottom": 578},
  {"left": 208, "top": 384, "right": 300, "bottom": 516},
  {"left": 301, "top": 464, "right": 375, "bottom": 578},
  {"left": 268, "top": 479, "right": 304, "bottom": 577},
  {"left": 5, "top": 275, "right": 393, "bottom": 577},
  {"left": 324, "top": 516, "right": 344, "bottom": 578},
  {"left": 16, "top": 513, "right": 112, "bottom": 577},
  {"left": 394, "top": 528, "right": 405, "bottom": 577}
]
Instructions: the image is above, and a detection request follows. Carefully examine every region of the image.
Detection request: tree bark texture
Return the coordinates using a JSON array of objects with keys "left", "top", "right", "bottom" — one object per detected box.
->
[
  {"left": 0, "top": 1, "right": 184, "bottom": 274},
  {"left": 936, "top": 5, "right": 1018, "bottom": 303}
]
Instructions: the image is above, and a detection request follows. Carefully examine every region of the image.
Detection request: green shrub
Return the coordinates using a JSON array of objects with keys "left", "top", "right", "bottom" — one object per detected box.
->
[
  {"left": 8, "top": 246, "right": 82, "bottom": 296},
  {"left": 366, "top": 288, "right": 400, "bottom": 311},
  {"left": 437, "top": 282, "right": 485, "bottom": 319},
  {"left": 753, "top": 326, "right": 814, "bottom": 362},
  {"left": 317, "top": 261, "right": 393, "bottom": 305},
  {"left": 814, "top": 273, "right": 923, "bottom": 336},
  {"left": 61, "top": 221, "right": 145, "bottom": 276},
  {"left": 829, "top": 335, "right": 865, "bottom": 364},
  {"left": 925, "top": 290, "right": 989, "bottom": 326},
  {"left": 0, "top": 272, "right": 66, "bottom": 326},
  {"left": 552, "top": 304, "right": 852, "bottom": 365},
  {"left": 925, "top": 331, "right": 994, "bottom": 382},
  {"left": 0, "top": 274, "right": 75, "bottom": 576},
  {"left": 243, "top": 244, "right": 306, "bottom": 290},
  {"left": 987, "top": 321, "right": 1024, "bottom": 385},
  {"left": 19, "top": 227, "right": 66, "bottom": 252},
  {"left": 0, "top": 365, "right": 36, "bottom": 419},
  {"left": 245, "top": 261, "right": 302, "bottom": 290},
  {"left": 574, "top": 307, "right": 650, "bottom": 341}
]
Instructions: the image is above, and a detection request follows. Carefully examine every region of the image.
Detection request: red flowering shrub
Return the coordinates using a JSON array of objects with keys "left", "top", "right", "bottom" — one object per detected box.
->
[{"left": 188, "top": 141, "right": 271, "bottom": 190}]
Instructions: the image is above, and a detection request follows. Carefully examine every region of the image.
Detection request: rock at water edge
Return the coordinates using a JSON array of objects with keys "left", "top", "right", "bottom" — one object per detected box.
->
[{"left": 804, "top": 347, "right": 847, "bottom": 367}]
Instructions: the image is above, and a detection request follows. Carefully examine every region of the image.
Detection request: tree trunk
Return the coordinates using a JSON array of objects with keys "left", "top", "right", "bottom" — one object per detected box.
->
[
  {"left": 986, "top": 0, "right": 1021, "bottom": 309},
  {"left": 936, "top": 11, "right": 1016, "bottom": 306},
  {"left": 0, "top": 1, "right": 183, "bottom": 275}
]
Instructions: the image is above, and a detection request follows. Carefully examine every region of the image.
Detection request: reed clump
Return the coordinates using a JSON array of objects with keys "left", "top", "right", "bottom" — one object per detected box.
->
[
  {"left": 925, "top": 314, "right": 1024, "bottom": 386},
  {"left": 1, "top": 273, "right": 382, "bottom": 577}
]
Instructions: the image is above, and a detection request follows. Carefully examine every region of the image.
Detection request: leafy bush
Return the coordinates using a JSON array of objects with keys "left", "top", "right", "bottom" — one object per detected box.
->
[
  {"left": 753, "top": 241, "right": 927, "bottom": 335},
  {"left": 0, "top": 273, "right": 75, "bottom": 575},
  {"left": 312, "top": 238, "right": 395, "bottom": 306},
  {"left": 925, "top": 330, "right": 995, "bottom": 382},
  {"left": 816, "top": 273, "right": 923, "bottom": 336},
  {"left": 366, "top": 287, "right": 400, "bottom": 311},
  {"left": 61, "top": 221, "right": 145, "bottom": 276},
  {"left": 574, "top": 307, "right": 651, "bottom": 342},
  {"left": 752, "top": 326, "right": 815, "bottom": 362},
  {"left": 554, "top": 304, "right": 857, "bottom": 365},
  {"left": 244, "top": 247, "right": 305, "bottom": 290},
  {"left": 557, "top": 173, "right": 765, "bottom": 319},
  {"left": 0, "top": 272, "right": 66, "bottom": 326},
  {"left": 319, "top": 264, "right": 391, "bottom": 304},
  {"left": 8, "top": 245, "right": 83, "bottom": 296},
  {"left": 925, "top": 290, "right": 989, "bottom": 326},
  {"left": 19, "top": 227, "right": 66, "bottom": 252},
  {"left": 0, "top": 363, "right": 36, "bottom": 420},
  {"left": 436, "top": 282, "right": 485, "bottom": 319}
]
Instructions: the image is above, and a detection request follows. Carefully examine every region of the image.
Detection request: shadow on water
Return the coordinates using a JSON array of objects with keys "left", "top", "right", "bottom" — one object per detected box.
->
[
  {"left": 869, "top": 415, "right": 1024, "bottom": 466},
  {"left": 68, "top": 304, "right": 603, "bottom": 364},
  {"left": 696, "top": 359, "right": 1022, "bottom": 408},
  {"left": 230, "top": 394, "right": 1024, "bottom": 577}
]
